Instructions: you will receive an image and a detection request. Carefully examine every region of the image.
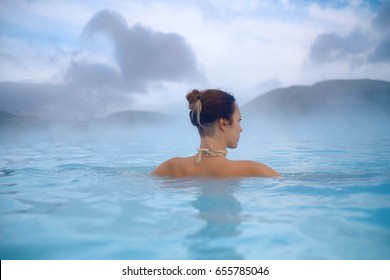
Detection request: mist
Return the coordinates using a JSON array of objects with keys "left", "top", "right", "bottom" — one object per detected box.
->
[{"left": 2, "top": 78, "right": 389, "bottom": 148}]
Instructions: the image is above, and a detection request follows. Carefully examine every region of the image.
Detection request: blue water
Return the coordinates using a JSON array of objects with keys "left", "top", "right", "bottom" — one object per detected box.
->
[{"left": 1, "top": 125, "right": 390, "bottom": 259}]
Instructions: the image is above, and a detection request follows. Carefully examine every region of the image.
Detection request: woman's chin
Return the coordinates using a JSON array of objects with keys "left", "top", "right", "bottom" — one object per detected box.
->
[{"left": 228, "top": 143, "right": 238, "bottom": 149}]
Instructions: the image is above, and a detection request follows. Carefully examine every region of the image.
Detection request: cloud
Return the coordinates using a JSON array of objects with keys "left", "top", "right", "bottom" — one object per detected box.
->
[
  {"left": 308, "top": 2, "right": 390, "bottom": 65},
  {"left": 81, "top": 9, "right": 204, "bottom": 91},
  {"left": 64, "top": 60, "right": 121, "bottom": 88},
  {"left": 0, "top": 9, "right": 203, "bottom": 121},
  {"left": 369, "top": 2, "right": 390, "bottom": 62},
  {"left": 309, "top": 29, "right": 371, "bottom": 63},
  {"left": 0, "top": 52, "right": 24, "bottom": 66},
  {"left": 368, "top": 38, "right": 390, "bottom": 62},
  {"left": 372, "top": 1, "right": 390, "bottom": 31}
]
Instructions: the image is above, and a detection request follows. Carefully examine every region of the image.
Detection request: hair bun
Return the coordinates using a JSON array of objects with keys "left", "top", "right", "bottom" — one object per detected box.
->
[{"left": 186, "top": 89, "right": 202, "bottom": 109}]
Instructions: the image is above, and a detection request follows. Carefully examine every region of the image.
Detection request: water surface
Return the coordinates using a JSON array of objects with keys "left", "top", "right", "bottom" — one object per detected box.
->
[{"left": 1, "top": 125, "right": 389, "bottom": 259}]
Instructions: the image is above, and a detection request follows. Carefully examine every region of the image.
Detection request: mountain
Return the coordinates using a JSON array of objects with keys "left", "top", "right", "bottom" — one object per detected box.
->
[
  {"left": 0, "top": 110, "right": 172, "bottom": 136},
  {"left": 92, "top": 110, "right": 172, "bottom": 126},
  {"left": 0, "top": 111, "right": 48, "bottom": 129},
  {"left": 242, "top": 79, "right": 390, "bottom": 122}
]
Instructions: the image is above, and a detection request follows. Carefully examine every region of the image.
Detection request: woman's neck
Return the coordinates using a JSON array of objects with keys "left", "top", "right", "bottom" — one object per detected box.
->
[{"left": 199, "top": 136, "right": 227, "bottom": 151}]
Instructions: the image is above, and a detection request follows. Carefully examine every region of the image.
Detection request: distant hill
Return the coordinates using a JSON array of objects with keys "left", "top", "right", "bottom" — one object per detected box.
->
[
  {"left": 0, "top": 110, "right": 171, "bottom": 134},
  {"left": 92, "top": 110, "right": 172, "bottom": 126},
  {"left": 0, "top": 111, "right": 48, "bottom": 129},
  {"left": 243, "top": 79, "right": 390, "bottom": 122}
]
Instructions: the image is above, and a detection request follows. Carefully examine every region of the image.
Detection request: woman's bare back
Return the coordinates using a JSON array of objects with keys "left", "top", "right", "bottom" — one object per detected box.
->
[{"left": 152, "top": 156, "right": 280, "bottom": 178}]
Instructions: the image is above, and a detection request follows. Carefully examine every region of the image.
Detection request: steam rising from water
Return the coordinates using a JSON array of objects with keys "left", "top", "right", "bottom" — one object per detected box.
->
[
  {"left": 1, "top": 79, "right": 390, "bottom": 150},
  {"left": 1, "top": 106, "right": 389, "bottom": 149}
]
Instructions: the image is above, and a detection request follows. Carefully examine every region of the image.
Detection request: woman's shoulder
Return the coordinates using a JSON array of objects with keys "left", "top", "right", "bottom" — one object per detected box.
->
[
  {"left": 151, "top": 156, "right": 193, "bottom": 177},
  {"left": 229, "top": 160, "right": 281, "bottom": 177}
]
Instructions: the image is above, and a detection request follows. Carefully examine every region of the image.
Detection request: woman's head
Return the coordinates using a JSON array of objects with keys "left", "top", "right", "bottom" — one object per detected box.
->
[{"left": 186, "top": 89, "right": 237, "bottom": 137}]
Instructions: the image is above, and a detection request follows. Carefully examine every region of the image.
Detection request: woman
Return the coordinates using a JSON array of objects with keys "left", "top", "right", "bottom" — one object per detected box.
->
[{"left": 152, "top": 89, "right": 280, "bottom": 178}]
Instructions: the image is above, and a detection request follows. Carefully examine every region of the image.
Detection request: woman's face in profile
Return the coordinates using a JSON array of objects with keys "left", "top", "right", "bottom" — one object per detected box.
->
[{"left": 226, "top": 103, "right": 243, "bottom": 149}]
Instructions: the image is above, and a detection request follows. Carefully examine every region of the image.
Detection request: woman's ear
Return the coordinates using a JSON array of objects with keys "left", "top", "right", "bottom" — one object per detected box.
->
[{"left": 218, "top": 118, "right": 228, "bottom": 131}]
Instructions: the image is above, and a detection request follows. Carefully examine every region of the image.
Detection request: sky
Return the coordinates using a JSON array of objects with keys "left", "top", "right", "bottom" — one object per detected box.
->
[{"left": 0, "top": 0, "right": 389, "bottom": 121}]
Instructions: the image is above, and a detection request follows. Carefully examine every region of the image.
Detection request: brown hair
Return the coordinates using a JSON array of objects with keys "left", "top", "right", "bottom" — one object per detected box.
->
[{"left": 186, "top": 89, "right": 236, "bottom": 137}]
